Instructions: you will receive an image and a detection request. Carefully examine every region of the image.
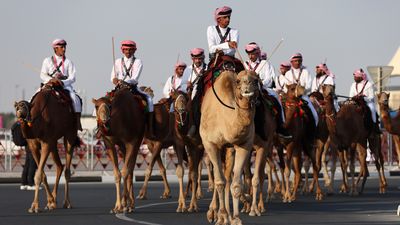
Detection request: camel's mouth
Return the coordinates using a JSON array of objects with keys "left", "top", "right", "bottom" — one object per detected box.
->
[{"left": 241, "top": 91, "right": 254, "bottom": 97}]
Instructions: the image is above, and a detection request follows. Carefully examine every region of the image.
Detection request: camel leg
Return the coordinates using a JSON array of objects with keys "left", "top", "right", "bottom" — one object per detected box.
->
[
  {"left": 302, "top": 156, "right": 311, "bottom": 195},
  {"left": 313, "top": 140, "right": 324, "bottom": 201},
  {"left": 276, "top": 145, "right": 286, "bottom": 197},
  {"left": 175, "top": 143, "right": 187, "bottom": 213},
  {"left": 271, "top": 157, "right": 281, "bottom": 196},
  {"left": 349, "top": 148, "right": 357, "bottom": 196},
  {"left": 106, "top": 143, "right": 123, "bottom": 213},
  {"left": 258, "top": 158, "right": 267, "bottom": 213},
  {"left": 156, "top": 154, "right": 171, "bottom": 199},
  {"left": 62, "top": 141, "right": 74, "bottom": 209},
  {"left": 196, "top": 156, "right": 204, "bottom": 200},
  {"left": 231, "top": 146, "right": 251, "bottom": 225},
  {"left": 28, "top": 142, "right": 52, "bottom": 213},
  {"left": 187, "top": 146, "right": 200, "bottom": 212},
  {"left": 266, "top": 157, "right": 274, "bottom": 202},
  {"left": 283, "top": 143, "right": 294, "bottom": 203},
  {"left": 137, "top": 141, "right": 162, "bottom": 200},
  {"left": 224, "top": 148, "right": 235, "bottom": 220},
  {"left": 240, "top": 156, "right": 252, "bottom": 214},
  {"left": 338, "top": 150, "right": 349, "bottom": 193},
  {"left": 321, "top": 138, "right": 331, "bottom": 187},
  {"left": 370, "top": 134, "right": 387, "bottom": 193},
  {"left": 120, "top": 142, "right": 134, "bottom": 212},
  {"left": 127, "top": 170, "right": 135, "bottom": 212},
  {"left": 204, "top": 142, "right": 228, "bottom": 225},
  {"left": 46, "top": 150, "right": 63, "bottom": 210},
  {"left": 291, "top": 154, "right": 302, "bottom": 202},
  {"left": 207, "top": 182, "right": 218, "bottom": 223},
  {"left": 205, "top": 155, "right": 214, "bottom": 192},
  {"left": 250, "top": 146, "right": 266, "bottom": 217},
  {"left": 356, "top": 143, "right": 368, "bottom": 195}
]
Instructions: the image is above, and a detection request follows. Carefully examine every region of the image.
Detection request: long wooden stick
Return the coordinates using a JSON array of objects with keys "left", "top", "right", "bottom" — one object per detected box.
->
[
  {"left": 112, "top": 37, "right": 118, "bottom": 79},
  {"left": 267, "top": 38, "right": 284, "bottom": 61}
]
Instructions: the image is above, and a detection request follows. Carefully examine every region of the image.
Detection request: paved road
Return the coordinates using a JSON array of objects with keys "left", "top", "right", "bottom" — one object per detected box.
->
[{"left": 0, "top": 178, "right": 399, "bottom": 225}]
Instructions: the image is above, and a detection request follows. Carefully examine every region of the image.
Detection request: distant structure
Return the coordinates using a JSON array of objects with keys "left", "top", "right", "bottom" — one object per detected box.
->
[{"left": 368, "top": 47, "right": 400, "bottom": 110}]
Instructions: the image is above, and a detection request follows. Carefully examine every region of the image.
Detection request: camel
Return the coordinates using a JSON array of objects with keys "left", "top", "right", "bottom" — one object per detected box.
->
[
  {"left": 92, "top": 83, "right": 145, "bottom": 213},
  {"left": 14, "top": 80, "right": 79, "bottom": 213},
  {"left": 377, "top": 92, "right": 400, "bottom": 167},
  {"left": 136, "top": 89, "right": 202, "bottom": 213},
  {"left": 280, "top": 84, "right": 316, "bottom": 203},
  {"left": 334, "top": 96, "right": 386, "bottom": 194},
  {"left": 200, "top": 70, "right": 259, "bottom": 225}
]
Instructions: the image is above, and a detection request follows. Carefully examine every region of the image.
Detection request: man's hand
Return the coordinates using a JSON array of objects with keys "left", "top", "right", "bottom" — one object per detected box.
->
[
  {"left": 112, "top": 78, "right": 119, "bottom": 85},
  {"left": 228, "top": 41, "right": 237, "bottom": 49},
  {"left": 187, "top": 81, "right": 193, "bottom": 90}
]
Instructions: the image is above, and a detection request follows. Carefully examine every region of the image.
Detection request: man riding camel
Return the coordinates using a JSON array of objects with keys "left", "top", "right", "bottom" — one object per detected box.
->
[
  {"left": 243, "top": 42, "right": 291, "bottom": 138},
  {"left": 311, "top": 63, "right": 339, "bottom": 111},
  {"left": 163, "top": 61, "right": 188, "bottom": 99},
  {"left": 40, "top": 39, "right": 82, "bottom": 130},
  {"left": 274, "top": 62, "right": 292, "bottom": 94},
  {"left": 349, "top": 68, "right": 380, "bottom": 133},
  {"left": 111, "top": 40, "right": 154, "bottom": 136},
  {"left": 186, "top": 48, "right": 208, "bottom": 138},
  {"left": 284, "top": 53, "right": 319, "bottom": 126}
]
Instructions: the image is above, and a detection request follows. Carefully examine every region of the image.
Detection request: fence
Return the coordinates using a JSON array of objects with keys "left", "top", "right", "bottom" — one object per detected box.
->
[{"left": 0, "top": 128, "right": 398, "bottom": 173}]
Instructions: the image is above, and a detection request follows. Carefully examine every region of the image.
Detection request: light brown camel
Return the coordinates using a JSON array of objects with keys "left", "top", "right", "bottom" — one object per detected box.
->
[
  {"left": 377, "top": 92, "right": 400, "bottom": 167},
  {"left": 14, "top": 80, "right": 79, "bottom": 213},
  {"left": 280, "top": 84, "right": 317, "bottom": 203},
  {"left": 92, "top": 83, "right": 145, "bottom": 213},
  {"left": 200, "top": 70, "right": 259, "bottom": 225}
]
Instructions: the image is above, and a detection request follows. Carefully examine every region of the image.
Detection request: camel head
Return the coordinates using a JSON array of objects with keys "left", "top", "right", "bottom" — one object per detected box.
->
[
  {"left": 322, "top": 84, "right": 335, "bottom": 98},
  {"left": 235, "top": 70, "right": 259, "bottom": 107},
  {"left": 140, "top": 86, "right": 154, "bottom": 99},
  {"left": 286, "top": 84, "right": 305, "bottom": 99},
  {"left": 92, "top": 97, "right": 111, "bottom": 125},
  {"left": 172, "top": 91, "right": 189, "bottom": 127},
  {"left": 377, "top": 92, "right": 390, "bottom": 107},
  {"left": 14, "top": 100, "right": 31, "bottom": 120}
]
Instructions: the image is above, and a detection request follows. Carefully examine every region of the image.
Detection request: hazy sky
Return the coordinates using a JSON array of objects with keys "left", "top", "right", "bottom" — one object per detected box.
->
[{"left": 1, "top": 0, "right": 399, "bottom": 114}]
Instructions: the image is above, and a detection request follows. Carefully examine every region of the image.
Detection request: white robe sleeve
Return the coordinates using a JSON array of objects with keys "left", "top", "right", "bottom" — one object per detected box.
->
[
  {"left": 40, "top": 58, "right": 52, "bottom": 83},
  {"left": 207, "top": 26, "right": 230, "bottom": 54},
  {"left": 163, "top": 77, "right": 172, "bottom": 98},
  {"left": 62, "top": 60, "right": 76, "bottom": 86}
]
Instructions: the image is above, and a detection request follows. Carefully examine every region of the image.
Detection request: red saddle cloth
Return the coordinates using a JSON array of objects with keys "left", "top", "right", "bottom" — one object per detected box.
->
[{"left": 202, "top": 55, "right": 244, "bottom": 99}]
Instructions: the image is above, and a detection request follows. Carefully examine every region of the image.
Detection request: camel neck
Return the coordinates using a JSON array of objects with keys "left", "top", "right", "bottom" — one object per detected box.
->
[{"left": 379, "top": 106, "right": 393, "bottom": 133}]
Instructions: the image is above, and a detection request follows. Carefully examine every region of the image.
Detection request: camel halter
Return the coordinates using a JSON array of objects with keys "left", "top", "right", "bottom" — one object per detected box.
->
[
  {"left": 174, "top": 94, "right": 187, "bottom": 127},
  {"left": 97, "top": 103, "right": 111, "bottom": 133}
]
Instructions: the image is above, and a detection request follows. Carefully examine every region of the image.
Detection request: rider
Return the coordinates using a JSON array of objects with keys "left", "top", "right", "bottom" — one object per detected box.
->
[
  {"left": 311, "top": 63, "right": 339, "bottom": 111},
  {"left": 349, "top": 68, "right": 380, "bottom": 133},
  {"left": 163, "top": 61, "right": 188, "bottom": 104},
  {"left": 111, "top": 40, "right": 154, "bottom": 137},
  {"left": 284, "top": 53, "right": 319, "bottom": 126},
  {"left": 243, "top": 42, "right": 291, "bottom": 138},
  {"left": 40, "top": 39, "right": 82, "bottom": 130},
  {"left": 274, "top": 62, "right": 292, "bottom": 94},
  {"left": 186, "top": 48, "right": 208, "bottom": 138}
]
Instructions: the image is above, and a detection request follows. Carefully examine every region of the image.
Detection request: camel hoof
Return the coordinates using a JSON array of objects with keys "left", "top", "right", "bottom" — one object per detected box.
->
[
  {"left": 136, "top": 193, "right": 147, "bottom": 200},
  {"left": 249, "top": 209, "right": 261, "bottom": 217},
  {"left": 160, "top": 193, "right": 171, "bottom": 199},
  {"left": 28, "top": 208, "right": 39, "bottom": 213},
  {"left": 207, "top": 209, "right": 215, "bottom": 223},
  {"left": 231, "top": 218, "right": 243, "bottom": 225}
]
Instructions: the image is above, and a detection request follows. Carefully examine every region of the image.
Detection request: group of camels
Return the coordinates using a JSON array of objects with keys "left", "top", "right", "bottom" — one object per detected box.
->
[{"left": 14, "top": 65, "right": 399, "bottom": 224}]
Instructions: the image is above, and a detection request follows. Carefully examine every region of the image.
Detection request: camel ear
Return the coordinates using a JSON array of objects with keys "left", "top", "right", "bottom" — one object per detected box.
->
[
  {"left": 14, "top": 101, "right": 18, "bottom": 108},
  {"left": 388, "top": 93, "right": 390, "bottom": 98},
  {"left": 377, "top": 93, "right": 381, "bottom": 98},
  {"left": 92, "top": 98, "right": 97, "bottom": 105}
]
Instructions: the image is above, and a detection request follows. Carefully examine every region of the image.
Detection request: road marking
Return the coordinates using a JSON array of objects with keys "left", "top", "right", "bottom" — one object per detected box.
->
[{"left": 115, "top": 198, "right": 211, "bottom": 224}]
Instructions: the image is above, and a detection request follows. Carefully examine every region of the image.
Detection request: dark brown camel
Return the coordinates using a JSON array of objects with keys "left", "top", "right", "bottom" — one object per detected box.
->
[
  {"left": 136, "top": 89, "right": 201, "bottom": 213},
  {"left": 377, "top": 92, "right": 400, "bottom": 167},
  {"left": 334, "top": 96, "right": 386, "bottom": 194},
  {"left": 92, "top": 83, "right": 145, "bottom": 213},
  {"left": 281, "top": 84, "right": 316, "bottom": 203},
  {"left": 14, "top": 80, "right": 79, "bottom": 213}
]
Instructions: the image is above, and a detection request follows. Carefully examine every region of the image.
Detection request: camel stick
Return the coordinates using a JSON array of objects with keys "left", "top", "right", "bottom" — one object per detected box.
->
[
  {"left": 267, "top": 38, "right": 284, "bottom": 61},
  {"left": 235, "top": 47, "right": 247, "bottom": 70}
]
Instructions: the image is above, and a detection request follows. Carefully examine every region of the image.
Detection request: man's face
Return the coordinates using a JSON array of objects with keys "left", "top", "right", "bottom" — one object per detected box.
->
[
  {"left": 247, "top": 52, "right": 259, "bottom": 62},
  {"left": 316, "top": 67, "right": 324, "bottom": 76},
  {"left": 217, "top": 16, "right": 230, "bottom": 28},
  {"left": 291, "top": 59, "right": 302, "bottom": 69},
  {"left": 176, "top": 67, "right": 185, "bottom": 77},
  {"left": 54, "top": 46, "right": 66, "bottom": 56},
  {"left": 192, "top": 57, "right": 203, "bottom": 67},
  {"left": 122, "top": 48, "right": 136, "bottom": 58},
  {"left": 354, "top": 76, "right": 363, "bottom": 83},
  {"left": 280, "top": 67, "right": 289, "bottom": 75}
]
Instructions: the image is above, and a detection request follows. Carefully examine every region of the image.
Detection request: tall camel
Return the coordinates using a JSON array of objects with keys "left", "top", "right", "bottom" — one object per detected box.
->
[
  {"left": 334, "top": 97, "right": 386, "bottom": 194},
  {"left": 14, "top": 80, "right": 79, "bottom": 213},
  {"left": 281, "top": 84, "right": 316, "bottom": 203},
  {"left": 200, "top": 70, "right": 259, "bottom": 225},
  {"left": 377, "top": 92, "right": 400, "bottom": 167},
  {"left": 92, "top": 83, "right": 145, "bottom": 213}
]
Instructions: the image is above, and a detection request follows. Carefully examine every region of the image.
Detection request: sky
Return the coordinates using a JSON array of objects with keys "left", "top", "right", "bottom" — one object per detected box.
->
[{"left": 0, "top": 0, "right": 399, "bottom": 114}]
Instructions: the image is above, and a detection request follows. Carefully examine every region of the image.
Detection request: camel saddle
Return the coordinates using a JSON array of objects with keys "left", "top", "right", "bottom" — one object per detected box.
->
[{"left": 107, "top": 83, "right": 146, "bottom": 112}]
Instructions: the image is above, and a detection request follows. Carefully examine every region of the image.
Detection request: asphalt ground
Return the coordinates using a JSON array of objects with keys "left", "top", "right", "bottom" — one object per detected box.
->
[{"left": 0, "top": 178, "right": 399, "bottom": 225}]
